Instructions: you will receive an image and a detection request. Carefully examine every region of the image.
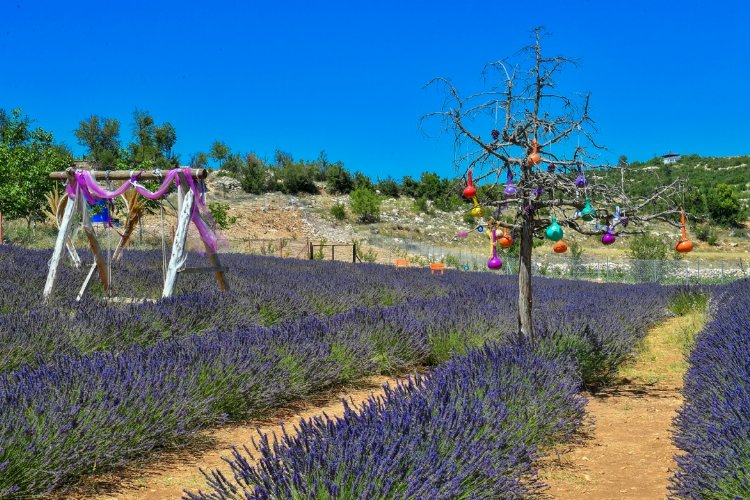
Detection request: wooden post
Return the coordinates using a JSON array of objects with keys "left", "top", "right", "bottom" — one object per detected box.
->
[
  {"left": 308, "top": 241, "right": 314, "bottom": 260},
  {"left": 332, "top": 245, "right": 335, "bottom": 261},
  {"left": 162, "top": 175, "right": 193, "bottom": 298},
  {"left": 352, "top": 243, "right": 357, "bottom": 263},
  {"left": 43, "top": 189, "right": 80, "bottom": 300},
  {"left": 80, "top": 197, "right": 110, "bottom": 295}
]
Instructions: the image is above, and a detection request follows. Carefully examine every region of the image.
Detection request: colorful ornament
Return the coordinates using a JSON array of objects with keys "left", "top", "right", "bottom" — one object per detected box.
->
[
  {"left": 527, "top": 139, "right": 542, "bottom": 166},
  {"left": 487, "top": 226, "right": 503, "bottom": 270},
  {"left": 602, "top": 227, "right": 616, "bottom": 245},
  {"left": 498, "top": 226, "right": 513, "bottom": 248},
  {"left": 575, "top": 165, "right": 588, "bottom": 188},
  {"left": 503, "top": 167, "right": 517, "bottom": 197},
  {"left": 675, "top": 209, "right": 694, "bottom": 253},
  {"left": 470, "top": 196, "right": 485, "bottom": 218},
  {"left": 463, "top": 170, "right": 477, "bottom": 199},
  {"left": 553, "top": 240, "right": 568, "bottom": 253},
  {"left": 580, "top": 198, "right": 596, "bottom": 221},
  {"left": 491, "top": 129, "right": 500, "bottom": 140},
  {"left": 545, "top": 215, "right": 564, "bottom": 241}
]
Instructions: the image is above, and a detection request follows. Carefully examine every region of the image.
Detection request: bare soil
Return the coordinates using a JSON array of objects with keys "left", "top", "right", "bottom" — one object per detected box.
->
[
  {"left": 541, "top": 314, "right": 703, "bottom": 499},
  {"left": 62, "top": 375, "right": 403, "bottom": 500}
]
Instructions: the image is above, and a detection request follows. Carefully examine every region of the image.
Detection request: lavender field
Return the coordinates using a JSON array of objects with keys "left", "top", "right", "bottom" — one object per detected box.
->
[{"left": 0, "top": 245, "right": 675, "bottom": 497}]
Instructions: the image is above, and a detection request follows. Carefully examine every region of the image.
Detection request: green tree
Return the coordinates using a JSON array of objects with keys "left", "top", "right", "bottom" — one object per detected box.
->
[
  {"left": 131, "top": 109, "right": 156, "bottom": 162},
  {"left": 210, "top": 141, "right": 230, "bottom": 168},
  {"left": 279, "top": 163, "right": 318, "bottom": 194},
  {"left": 74, "top": 115, "right": 121, "bottom": 168},
  {"left": 238, "top": 153, "right": 267, "bottom": 194},
  {"left": 377, "top": 176, "right": 400, "bottom": 197},
  {"left": 154, "top": 122, "right": 177, "bottom": 160},
  {"left": 350, "top": 186, "right": 381, "bottom": 223},
  {"left": 326, "top": 164, "right": 353, "bottom": 194},
  {"left": 0, "top": 109, "right": 72, "bottom": 224},
  {"left": 353, "top": 171, "right": 374, "bottom": 191},
  {"left": 401, "top": 176, "right": 420, "bottom": 198},
  {"left": 706, "top": 183, "right": 745, "bottom": 226},
  {"left": 190, "top": 151, "right": 209, "bottom": 169}
]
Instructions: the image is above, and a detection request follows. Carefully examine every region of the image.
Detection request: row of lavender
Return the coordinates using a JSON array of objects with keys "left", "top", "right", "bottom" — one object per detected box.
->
[
  {"left": 671, "top": 279, "right": 750, "bottom": 498},
  {"left": 188, "top": 343, "right": 586, "bottom": 498},
  {"left": 0, "top": 246, "right": 451, "bottom": 373},
  {"left": 0, "top": 246, "right": 670, "bottom": 495}
]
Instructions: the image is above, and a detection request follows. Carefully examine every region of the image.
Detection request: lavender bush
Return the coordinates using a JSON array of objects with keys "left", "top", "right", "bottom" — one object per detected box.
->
[
  {"left": 671, "top": 279, "right": 750, "bottom": 498},
  {"left": 186, "top": 343, "right": 586, "bottom": 499}
]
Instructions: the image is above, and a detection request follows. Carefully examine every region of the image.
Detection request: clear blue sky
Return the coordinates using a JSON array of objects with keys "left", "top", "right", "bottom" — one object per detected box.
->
[{"left": 2, "top": 0, "right": 749, "bottom": 180}]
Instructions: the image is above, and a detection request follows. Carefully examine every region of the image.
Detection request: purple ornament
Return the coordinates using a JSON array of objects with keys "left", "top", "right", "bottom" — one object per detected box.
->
[
  {"left": 602, "top": 228, "right": 616, "bottom": 245},
  {"left": 533, "top": 186, "right": 544, "bottom": 197},
  {"left": 504, "top": 183, "right": 517, "bottom": 197},
  {"left": 575, "top": 167, "right": 588, "bottom": 188},
  {"left": 488, "top": 227, "right": 503, "bottom": 270},
  {"left": 547, "top": 163, "right": 556, "bottom": 173}
]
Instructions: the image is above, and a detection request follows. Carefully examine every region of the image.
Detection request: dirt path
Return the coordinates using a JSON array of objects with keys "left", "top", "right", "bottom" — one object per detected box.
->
[
  {"left": 541, "top": 312, "right": 704, "bottom": 499},
  {"left": 65, "top": 375, "right": 402, "bottom": 500}
]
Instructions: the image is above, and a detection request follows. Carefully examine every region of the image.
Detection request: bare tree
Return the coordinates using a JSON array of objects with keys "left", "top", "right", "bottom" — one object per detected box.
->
[{"left": 425, "top": 28, "right": 683, "bottom": 342}]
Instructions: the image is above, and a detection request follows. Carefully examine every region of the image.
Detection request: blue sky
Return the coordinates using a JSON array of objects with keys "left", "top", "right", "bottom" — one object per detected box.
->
[{"left": 1, "top": 0, "right": 749, "bottom": 180}]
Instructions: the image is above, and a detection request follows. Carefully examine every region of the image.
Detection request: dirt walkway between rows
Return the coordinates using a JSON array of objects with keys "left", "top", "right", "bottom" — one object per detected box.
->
[
  {"left": 541, "top": 312, "right": 704, "bottom": 499},
  {"left": 66, "top": 375, "right": 402, "bottom": 500}
]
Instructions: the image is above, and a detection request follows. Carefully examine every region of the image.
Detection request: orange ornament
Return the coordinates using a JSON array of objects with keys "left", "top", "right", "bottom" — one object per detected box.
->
[
  {"left": 498, "top": 227, "right": 513, "bottom": 248},
  {"left": 553, "top": 240, "right": 568, "bottom": 253},
  {"left": 675, "top": 209, "right": 694, "bottom": 253},
  {"left": 527, "top": 139, "right": 542, "bottom": 166}
]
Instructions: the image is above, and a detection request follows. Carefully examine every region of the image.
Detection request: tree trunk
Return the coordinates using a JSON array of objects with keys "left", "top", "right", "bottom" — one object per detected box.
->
[{"left": 517, "top": 212, "right": 535, "bottom": 343}]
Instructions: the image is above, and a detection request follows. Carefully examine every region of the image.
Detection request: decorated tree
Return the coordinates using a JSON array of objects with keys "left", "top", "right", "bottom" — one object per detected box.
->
[{"left": 427, "top": 29, "right": 684, "bottom": 341}]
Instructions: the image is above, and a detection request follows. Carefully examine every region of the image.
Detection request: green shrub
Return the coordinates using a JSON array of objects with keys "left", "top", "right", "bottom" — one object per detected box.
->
[
  {"left": 350, "top": 187, "right": 381, "bottom": 223},
  {"left": 279, "top": 163, "right": 319, "bottom": 194},
  {"left": 207, "top": 202, "right": 237, "bottom": 230},
  {"left": 377, "top": 177, "right": 400, "bottom": 197},
  {"left": 414, "top": 196, "right": 432, "bottom": 214},
  {"left": 326, "top": 164, "right": 353, "bottom": 194},
  {"left": 668, "top": 290, "right": 709, "bottom": 316},
  {"left": 626, "top": 233, "right": 671, "bottom": 260},
  {"left": 330, "top": 203, "right": 347, "bottom": 221}
]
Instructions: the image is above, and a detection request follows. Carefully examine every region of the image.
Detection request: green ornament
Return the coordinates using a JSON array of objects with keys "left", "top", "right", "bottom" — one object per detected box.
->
[
  {"left": 545, "top": 215, "right": 564, "bottom": 241},
  {"left": 581, "top": 198, "right": 596, "bottom": 222}
]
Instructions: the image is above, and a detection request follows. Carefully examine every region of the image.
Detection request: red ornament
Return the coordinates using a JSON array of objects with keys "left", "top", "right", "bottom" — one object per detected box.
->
[{"left": 463, "top": 170, "right": 477, "bottom": 199}]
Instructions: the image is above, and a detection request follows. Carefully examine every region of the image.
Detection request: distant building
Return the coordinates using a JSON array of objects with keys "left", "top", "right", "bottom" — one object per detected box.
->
[{"left": 661, "top": 152, "right": 681, "bottom": 165}]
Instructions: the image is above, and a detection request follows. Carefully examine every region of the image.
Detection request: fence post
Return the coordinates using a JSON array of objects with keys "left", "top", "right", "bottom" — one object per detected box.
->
[
  {"left": 332, "top": 245, "right": 335, "bottom": 261},
  {"left": 352, "top": 243, "right": 357, "bottom": 263},
  {"left": 652, "top": 260, "right": 658, "bottom": 283},
  {"left": 308, "top": 241, "right": 314, "bottom": 260}
]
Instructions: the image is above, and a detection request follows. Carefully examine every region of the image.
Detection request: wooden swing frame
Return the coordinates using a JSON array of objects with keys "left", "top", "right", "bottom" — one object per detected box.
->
[{"left": 43, "top": 168, "right": 227, "bottom": 302}]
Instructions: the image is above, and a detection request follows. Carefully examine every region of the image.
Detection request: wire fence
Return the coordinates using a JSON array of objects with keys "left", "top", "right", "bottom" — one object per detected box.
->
[{"left": 364, "top": 234, "right": 749, "bottom": 285}]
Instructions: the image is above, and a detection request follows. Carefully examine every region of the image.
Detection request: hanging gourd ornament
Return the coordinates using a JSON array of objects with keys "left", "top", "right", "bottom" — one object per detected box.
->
[
  {"left": 504, "top": 171, "right": 517, "bottom": 197},
  {"left": 580, "top": 198, "right": 596, "bottom": 221},
  {"left": 602, "top": 227, "right": 616, "bottom": 245},
  {"left": 498, "top": 226, "right": 513, "bottom": 248},
  {"left": 470, "top": 197, "right": 485, "bottom": 218},
  {"left": 487, "top": 226, "right": 503, "bottom": 270},
  {"left": 527, "top": 139, "right": 542, "bottom": 166},
  {"left": 545, "top": 215, "right": 564, "bottom": 241},
  {"left": 463, "top": 170, "right": 477, "bottom": 199},
  {"left": 491, "top": 129, "right": 500, "bottom": 140},
  {"left": 553, "top": 240, "right": 568, "bottom": 253},
  {"left": 675, "top": 209, "right": 694, "bottom": 253},
  {"left": 575, "top": 165, "right": 588, "bottom": 188}
]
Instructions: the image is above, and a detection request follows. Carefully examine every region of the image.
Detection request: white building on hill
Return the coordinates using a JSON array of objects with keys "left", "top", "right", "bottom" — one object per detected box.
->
[{"left": 661, "top": 152, "right": 681, "bottom": 165}]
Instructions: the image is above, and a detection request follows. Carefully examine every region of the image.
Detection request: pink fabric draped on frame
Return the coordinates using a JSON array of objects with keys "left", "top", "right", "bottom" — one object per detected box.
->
[{"left": 64, "top": 168, "right": 219, "bottom": 253}]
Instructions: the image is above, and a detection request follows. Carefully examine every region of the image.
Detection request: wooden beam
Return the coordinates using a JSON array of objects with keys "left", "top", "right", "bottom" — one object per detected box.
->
[
  {"left": 49, "top": 167, "right": 207, "bottom": 181},
  {"left": 80, "top": 199, "right": 110, "bottom": 294},
  {"left": 43, "top": 191, "right": 80, "bottom": 300}
]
